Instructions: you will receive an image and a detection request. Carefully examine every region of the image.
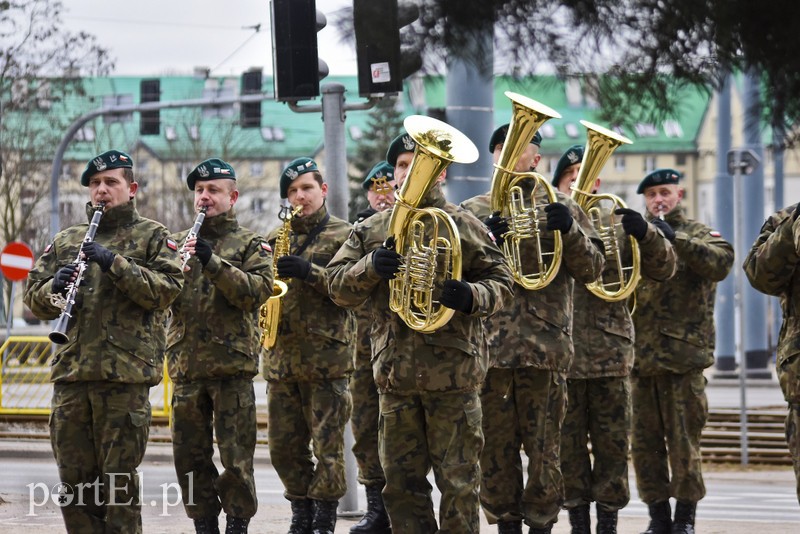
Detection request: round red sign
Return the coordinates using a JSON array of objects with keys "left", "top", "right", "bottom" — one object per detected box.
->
[{"left": 0, "top": 241, "right": 35, "bottom": 281}]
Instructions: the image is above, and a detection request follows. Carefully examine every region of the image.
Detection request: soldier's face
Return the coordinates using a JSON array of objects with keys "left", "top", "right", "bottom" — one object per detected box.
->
[
  {"left": 394, "top": 152, "right": 444, "bottom": 189},
  {"left": 194, "top": 179, "right": 238, "bottom": 218},
  {"left": 643, "top": 184, "right": 683, "bottom": 217},
  {"left": 555, "top": 163, "right": 581, "bottom": 194},
  {"left": 287, "top": 173, "right": 327, "bottom": 217},
  {"left": 492, "top": 143, "right": 541, "bottom": 173},
  {"left": 367, "top": 180, "right": 396, "bottom": 212},
  {"left": 88, "top": 168, "right": 137, "bottom": 210}
]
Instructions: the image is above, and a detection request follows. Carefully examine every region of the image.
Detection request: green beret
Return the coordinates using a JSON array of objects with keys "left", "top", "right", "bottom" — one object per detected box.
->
[
  {"left": 362, "top": 161, "right": 395, "bottom": 191},
  {"left": 637, "top": 168, "right": 681, "bottom": 194},
  {"left": 386, "top": 133, "right": 416, "bottom": 166},
  {"left": 552, "top": 144, "right": 584, "bottom": 186},
  {"left": 488, "top": 124, "right": 542, "bottom": 154},
  {"left": 280, "top": 157, "right": 319, "bottom": 199},
  {"left": 80, "top": 149, "right": 133, "bottom": 186},
  {"left": 186, "top": 158, "right": 236, "bottom": 190}
]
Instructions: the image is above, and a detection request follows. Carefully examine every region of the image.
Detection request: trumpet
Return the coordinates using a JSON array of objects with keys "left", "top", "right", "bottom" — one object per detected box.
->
[
  {"left": 179, "top": 206, "right": 208, "bottom": 270},
  {"left": 48, "top": 202, "right": 106, "bottom": 344}
]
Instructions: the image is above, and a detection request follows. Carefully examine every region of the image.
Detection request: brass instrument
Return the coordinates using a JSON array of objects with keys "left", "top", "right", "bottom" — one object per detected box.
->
[
  {"left": 48, "top": 202, "right": 106, "bottom": 344},
  {"left": 490, "top": 91, "right": 563, "bottom": 290},
  {"left": 570, "top": 120, "right": 638, "bottom": 302},
  {"left": 259, "top": 204, "right": 302, "bottom": 349},
  {"left": 179, "top": 206, "right": 208, "bottom": 270},
  {"left": 387, "top": 115, "right": 478, "bottom": 333}
]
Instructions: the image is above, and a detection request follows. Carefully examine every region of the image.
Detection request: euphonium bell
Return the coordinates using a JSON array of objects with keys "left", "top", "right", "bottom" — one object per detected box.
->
[
  {"left": 490, "top": 91, "right": 563, "bottom": 290},
  {"left": 387, "top": 115, "right": 478, "bottom": 333},
  {"left": 570, "top": 120, "right": 638, "bottom": 302}
]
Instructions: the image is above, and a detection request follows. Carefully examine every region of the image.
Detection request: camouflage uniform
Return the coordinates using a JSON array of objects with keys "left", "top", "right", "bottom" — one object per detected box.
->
[
  {"left": 743, "top": 203, "right": 800, "bottom": 503},
  {"left": 262, "top": 203, "right": 356, "bottom": 503},
  {"left": 560, "top": 213, "right": 676, "bottom": 516},
  {"left": 167, "top": 209, "right": 273, "bottom": 521},
  {"left": 24, "top": 201, "right": 183, "bottom": 533},
  {"left": 460, "top": 187, "right": 604, "bottom": 530},
  {"left": 328, "top": 185, "right": 514, "bottom": 533},
  {"left": 631, "top": 206, "right": 733, "bottom": 506}
]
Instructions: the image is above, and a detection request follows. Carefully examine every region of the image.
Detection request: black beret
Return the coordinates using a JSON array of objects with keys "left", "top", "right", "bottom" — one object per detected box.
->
[
  {"left": 280, "top": 157, "right": 319, "bottom": 199},
  {"left": 488, "top": 124, "right": 542, "bottom": 154},
  {"left": 362, "top": 161, "right": 395, "bottom": 191},
  {"left": 80, "top": 149, "right": 133, "bottom": 186},
  {"left": 186, "top": 158, "right": 236, "bottom": 190},
  {"left": 386, "top": 133, "right": 416, "bottom": 167},
  {"left": 637, "top": 168, "right": 681, "bottom": 194},
  {"left": 552, "top": 144, "right": 584, "bottom": 186}
]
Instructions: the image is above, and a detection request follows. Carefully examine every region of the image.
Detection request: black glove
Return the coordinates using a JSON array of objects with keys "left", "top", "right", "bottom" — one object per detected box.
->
[
  {"left": 52, "top": 264, "right": 79, "bottom": 294},
  {"left": 439, "top": 279, "right": 474, "bottom": 313},
  {"left": 651, "top": 218, "right": 676, "bottom": 242},
  {"left": 195, "top": 238, "right": 213, "bottom": 266},
  {"left": 277, "top": 255, "right": 312, "bottom": 280},
  {"left": 373, "top": 238, "right": 402, "bottom": 280},
  {"left": 615, "top": 207, "right": 648, "bottom": 241},
  {"left": 484, "top": 212, "right": 510, "bottom": 247},
  {"left": 544, "top": 202, "right": 573, "bottom": 232},
  {"left": 82, "top": 241, "right": 116, "bottom": 272}
]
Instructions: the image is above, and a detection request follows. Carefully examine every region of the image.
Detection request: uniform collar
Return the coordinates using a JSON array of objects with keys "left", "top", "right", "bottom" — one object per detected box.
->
[
  {"left": 200, "top": 209, "right": 239, "bottom": 239},
  {"left": 292, "top": 203, "right": 329, "bottom": 233},
  {"left": 87, "top": 200, "right": 138, "bottom": 229}
]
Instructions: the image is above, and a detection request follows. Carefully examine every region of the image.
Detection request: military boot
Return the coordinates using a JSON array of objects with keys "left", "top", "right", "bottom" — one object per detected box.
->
[
  {"left": 225, "top": 516, "right": 249, "bottom": 534},
  {"left": 312, "top": 500, "right": 338, "bottom": 534},
  {"left": 350, "top": 485, "right": 391, "bottom": 533},
  {"left": 287, "top": 499, "right": 314, "bottom": 534},
  {"left": 497, "top": 520, "right": 523, "bottom": 534},
  {"left": 596, "top": 508, "right": 618, "bottom": 534},
  {"left": 194, "top": 517, "right": 220, "bottom": 534},
  {"left": 529, "top": 527, "right": 553, "bottom": 534},
  {"left": 640, "top": 501, "right": 671, "bottom": 534},
  {"left": 568, "top": 504, "right": 591, "bottom": 534},
  {"left": 671, "top": 501, "right": 696, "bottom": 534}
]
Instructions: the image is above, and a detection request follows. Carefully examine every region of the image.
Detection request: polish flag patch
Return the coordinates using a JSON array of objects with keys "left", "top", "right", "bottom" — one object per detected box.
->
[
  {"left": 709, "top": 230, "right": 721, "bottom": 237},
  {"left": 166, "top": 238, "right": 178, "bottom": 251},
  {"left": 261, "top": 242, "right": 272, "bottom": 253}
]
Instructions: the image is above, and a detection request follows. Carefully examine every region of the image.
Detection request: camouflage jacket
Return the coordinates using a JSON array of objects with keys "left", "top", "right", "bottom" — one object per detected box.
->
[
  {"left": 459, "top": 188, "right": 604, "bottom": 372},
  {"left": 24, "top": 201, "right": 183, "bottom": 386},
  {"left": 353, "top": 206, "right": 379, "bottom": 365},
  {"left": 262, "top": 204, "right": 355, "bottom": 381},
  {"left": 166, "top": 210, "right": 273, "bottom": 383},
  {"left": 743, "top": 203, "right": 800, "bottom": 403},
  {"left": 632, "top": 206, "right": 734, "bottom": 376},
  {"left": 569, "top": 211, "right": 677, "bottom": 379},
  {"left": 328, "top": 185, "right": 515, "bottom": 394}
]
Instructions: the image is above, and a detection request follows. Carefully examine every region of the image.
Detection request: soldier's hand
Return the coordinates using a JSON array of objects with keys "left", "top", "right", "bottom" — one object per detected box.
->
[
  {"left": 82, "top": 242, "right": 116, "bottom": 272},
  {"left": 373, "top": 238, "right": 402, "bottom": 280},
  {"left": 53, "top": 264, "right": 79, "bottom": 294},
  {"left": 440, "top": 279, "right": 474, "bottom": 313},
  {"left": 615, "top": 208, "right": 648, "bottom": 241},
  {"left": 545, "top": 202, "right": 573, "bottom": 232},
  {"left": 277, "top": 255, "right": 311, "bottom": 280},
  {"left": 194, "top": 238, "right": 213, "bottom": 266},
  {"left": 484, "top": 212, "right": 510, "bottom": 247},
  {"left": 651, "top": 218, "right": 676, "bottom": 242}
]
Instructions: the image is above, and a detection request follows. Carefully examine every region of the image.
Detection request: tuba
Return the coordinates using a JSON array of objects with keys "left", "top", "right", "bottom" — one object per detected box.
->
[
  {"left": 490, "top": 91, "right": 563, "bottom": 290},
  {"left": 570, "top": 120, "right": 638, "bottom": 302},
  {"left": 387, "top": 115, "right": 478, "bottom": 333},
  {"left": 259, "top": 204, "right": 302, "bottom": 349}
]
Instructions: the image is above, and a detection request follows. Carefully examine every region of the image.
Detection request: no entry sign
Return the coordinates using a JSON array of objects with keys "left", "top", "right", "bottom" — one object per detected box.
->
[{"left": 0, "top": 241, "right": 35, "bottom": 281}]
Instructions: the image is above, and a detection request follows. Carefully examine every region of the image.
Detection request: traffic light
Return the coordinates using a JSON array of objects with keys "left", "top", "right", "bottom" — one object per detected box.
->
[
  {"left": 240, "top": 69, "right": 262, "bottom": 128},
  {"left": 271, "top": 0, "right": 329, "bottom": 102},
  {"left": 354, "top": 0, "right": 421, "bottom": 96},
  {"left": 140, "top": 79, "right": 160, "bottom": 136}
]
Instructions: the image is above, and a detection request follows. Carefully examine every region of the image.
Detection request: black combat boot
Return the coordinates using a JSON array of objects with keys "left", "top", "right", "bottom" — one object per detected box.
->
[
  {"left": 671, "top": 501, "right": 696, "bottom": 534},
  {"left": 641, "top": 501, "right": 672, "bottom": 534},
  {"left": 350, "top": 485, "right": 391, "bottom": 533},
  {"left": 529, "top": 526, "right": 553, "bottom": 534},
  {"left": 312, "top": 500, "right": 339, "bottom": 534},
  {"left": 568, "top": 504, "right": 591, "bottom": 534},
  {"left": 596, "top": 508, "right": 618, "bottom": 534},
  {"left": 497, "top": 520, "right": 523, "bottom": 534},
  {"left": 194, "top": 517, "right": 221, "bottom": 534},
  {"left": 288, "top": 499, "right": 314, "bottom": 534},
  {"left": 225, "top": 516, "right": 249, "bottom": 534}
]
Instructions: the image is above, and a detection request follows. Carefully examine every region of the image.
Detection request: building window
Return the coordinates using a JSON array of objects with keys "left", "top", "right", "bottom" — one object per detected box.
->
[
  {"left": 251, "top": 197, "right": 265, "bottom": 213},
  {"left": 250, "top": 162, "right": 263, "bottom": 176},
  {"left": 644, "top": 156, "right": 656, "bottom": 172},
  {"left": 614, "top": 156, "right": 625, "bottom": 172},
  {"left": 664, "top": 120, "right": 684, "bottom": 138},
  {"left": 675, "top": 153, "right": 687, "bottom": 166},
  {"left": 565, "top": 123, "right": 580, "bottom": 138},
  {"left": 540, "top": 123, "right": 556, "bottom": 139},
  {"left": 635, "top": 123, "right": 658, "bottom": 137}
]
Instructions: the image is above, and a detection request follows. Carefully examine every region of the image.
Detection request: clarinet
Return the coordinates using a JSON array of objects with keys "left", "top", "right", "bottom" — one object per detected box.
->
[
  {"left": 179, "top": 207, "right": 208, "bottom": 270},
  {"left": 48, "top": 202, "right": 106, "bottom": 345}
]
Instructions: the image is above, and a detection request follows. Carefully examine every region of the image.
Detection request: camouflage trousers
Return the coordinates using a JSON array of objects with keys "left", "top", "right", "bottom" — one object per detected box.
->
[
  {"left": 379, "top": 390, "right": 483, "bottom": 534},
  {"left": 267, "top": 378, "right": 352, "bottom": 501},
  {"left": 170, "top": 378, "right": 257, "bottom": 520},
  {"left": 479, "top": 367, "right": 567, "bottom": 530},
  {"left": 787, "top": 403, "right": 800, "bottom": 504},
  {"left": 50, "top": 381, "right": 151, "bottom": 534},
  {"left": 349, "top": 355, "right": 384, "bottom": 486},
  {"left": 561, "top": 376, "right": 631, "bottom": 511},
  {"left": 631, "top": 370, "right": 708, "bottom": 504}
]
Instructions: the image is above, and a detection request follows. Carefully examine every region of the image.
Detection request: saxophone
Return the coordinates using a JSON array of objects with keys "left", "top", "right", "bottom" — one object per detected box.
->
[{"left": 258, "top": 204, "right": 302, "bottom": 349}]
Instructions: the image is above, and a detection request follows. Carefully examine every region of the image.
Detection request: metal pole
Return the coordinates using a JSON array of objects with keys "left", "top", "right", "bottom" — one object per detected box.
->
[
  {"left": 732, "top": 151, "right": 749, "bottom": 465},
  {"left": 5, "top": 282, "right": 15, "bottom": 337},
  {"left": 321, "top": 84, "right": 349, "bottom": 221}
]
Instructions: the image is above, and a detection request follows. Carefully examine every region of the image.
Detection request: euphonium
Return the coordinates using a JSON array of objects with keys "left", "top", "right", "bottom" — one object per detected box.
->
[
  {"left": 490, "top": 91, "right": 563, "bottom": 290},
  {"left": 259, "top": 204, "right": 302, "bottom": 349},
  {"left": 570, "top": 120, "right": 638, "bottom": 302},
  {"left": 387, "top": 115, "right": 478, "bottom": 333}
]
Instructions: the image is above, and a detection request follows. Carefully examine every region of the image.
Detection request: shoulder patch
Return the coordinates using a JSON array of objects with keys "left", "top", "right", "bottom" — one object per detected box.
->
[
  {"left": 486, "top": 229, "right": 497, "bottom": 244},
  {"left": 261, "top": 241, "right": 272, "bottom": 253},
  {"left": 44, "top": 242, "right": 53, "bottom": 253},
  {"left": 166, "top": 238, "right": 178, "bottom": 251},
  {"left": 709, "top": 230, "right": 721, "bottom": 237}
]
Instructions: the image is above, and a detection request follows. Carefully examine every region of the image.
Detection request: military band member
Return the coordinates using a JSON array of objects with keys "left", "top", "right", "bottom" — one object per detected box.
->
[
  {"left": 264, "top": 157, "right": 355, "bottom": 534},
  {"left": 327, "top": 132, "right": 514, "bottom": 533},
  {"left": 24, "top": 150, "right": 183, "bottom": 533},
  {"left": 631, "top": 169, "right": 733, "bottom": 534},
  {"left": 460, "top": 134, "right": 605, "bottom": 534},
  {"left": 167, "top": 158, "right": 273, "bottom": 534}
]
